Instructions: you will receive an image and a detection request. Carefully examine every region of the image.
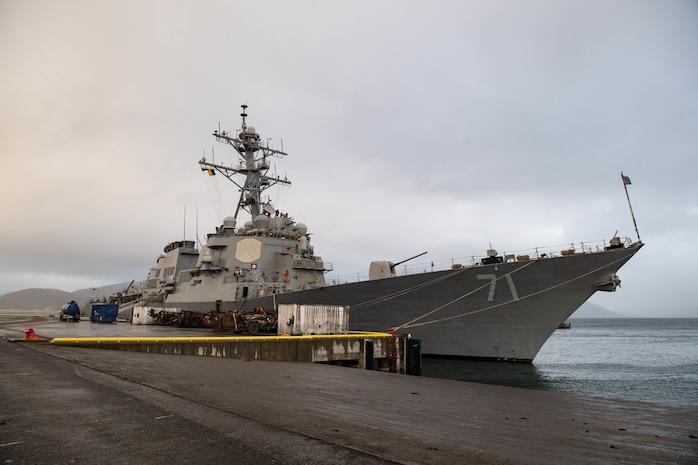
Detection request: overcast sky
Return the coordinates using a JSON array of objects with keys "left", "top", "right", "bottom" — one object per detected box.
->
[{"left": 1, "top": 0, "right": 696, "bottom": 317}]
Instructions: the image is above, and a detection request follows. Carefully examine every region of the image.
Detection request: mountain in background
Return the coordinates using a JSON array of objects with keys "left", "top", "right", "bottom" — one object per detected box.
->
[
  {"left": 0, "top": 288, "right": 78, "bottom": 311},
  {"left": 0, "top": 282, "right": 134, "bottom": 310},
  {"left": 70, "top": 282, "right": 136, "bottom": 303},
  {"left": 571, "top": 302, "right": 631, "bottom": 318}
]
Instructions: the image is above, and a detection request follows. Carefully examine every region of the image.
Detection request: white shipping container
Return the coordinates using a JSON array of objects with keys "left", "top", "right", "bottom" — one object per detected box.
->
[
  {"left": 131, "top": 306, "right": 156, "bottom": 325},
  {"left": 131, "top": 306, "right": 181, "bottom": 325},
  {"left": 277, "top": 304, "right": 349, "bottom": 335}
]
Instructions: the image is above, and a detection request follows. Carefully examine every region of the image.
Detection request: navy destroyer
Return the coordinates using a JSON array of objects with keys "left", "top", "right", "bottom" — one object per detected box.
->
[{"left": 139, "top": 105, "right": 643, "bottom": 361}]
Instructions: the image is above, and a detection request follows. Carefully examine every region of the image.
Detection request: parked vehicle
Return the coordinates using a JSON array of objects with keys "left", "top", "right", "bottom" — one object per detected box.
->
[{"left": 60, "top": 301, "right": 81, "bottom": 322}]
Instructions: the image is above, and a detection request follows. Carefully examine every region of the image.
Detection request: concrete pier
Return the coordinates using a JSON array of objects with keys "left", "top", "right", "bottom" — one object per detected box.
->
[
  {"left": 1, "top": 315, "right": 696, "bottom": 464},
  {"left": 49, "top": 332, "right": 420, "bottom": 374},
  {"left": 5, "top": 310, "right": 420, "bottom": 374}
]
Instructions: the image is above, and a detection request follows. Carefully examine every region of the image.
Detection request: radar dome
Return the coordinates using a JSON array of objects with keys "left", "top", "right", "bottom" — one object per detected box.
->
[
  {"left": 254, "top": 215, "right": 270, "bottom": 229},
  {"left": 295, "top": 223, "right": 308, "bottom": 235},
  {"left": 247, "top": 126, "right": 256, "bottom": 134},
  {"left": 223, "top": 216, "right": 236, "bottom": 229},
  {"left": 244, "top": 221, "right": 254, "bottom": 230}
]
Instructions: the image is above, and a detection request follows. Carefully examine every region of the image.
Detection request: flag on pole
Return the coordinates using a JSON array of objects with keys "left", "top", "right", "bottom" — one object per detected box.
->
[
  {"left": 201, "top": 168, "right": 215, "bottom": 176},
  {"left": 620, "top": 171, "right": 641, "bottom": 242}
]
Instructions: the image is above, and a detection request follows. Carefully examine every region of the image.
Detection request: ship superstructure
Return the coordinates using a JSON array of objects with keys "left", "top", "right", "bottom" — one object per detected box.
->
[{"left": 142, "top": 105, "right": 328, "bottom": 306}]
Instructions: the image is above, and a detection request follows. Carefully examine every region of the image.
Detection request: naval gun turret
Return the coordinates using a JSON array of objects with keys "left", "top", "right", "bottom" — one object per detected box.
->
[{"left": 368, "top": 251, "right": 427, "bottom": 280}]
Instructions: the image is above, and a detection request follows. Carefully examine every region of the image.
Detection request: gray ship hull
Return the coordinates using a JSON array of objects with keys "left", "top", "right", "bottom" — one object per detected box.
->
[{"left": 156, "top": 243, "right": 641, "bottom": 361}]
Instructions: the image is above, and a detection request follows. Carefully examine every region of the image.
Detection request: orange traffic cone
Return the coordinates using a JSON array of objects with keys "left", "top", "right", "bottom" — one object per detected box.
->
[{"left": 22, "top": 328, "right": 38, "bottom": 340}]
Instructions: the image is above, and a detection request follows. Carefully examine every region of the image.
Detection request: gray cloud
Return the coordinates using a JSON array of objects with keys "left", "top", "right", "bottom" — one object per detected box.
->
[{"left": 0, "top": 0, "right": 696, "bottom": 316}]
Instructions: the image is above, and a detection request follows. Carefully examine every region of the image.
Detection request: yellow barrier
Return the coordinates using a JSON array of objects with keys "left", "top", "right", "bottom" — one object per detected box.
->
[
  {"left": 50, "top": 331, "right": 393, "bottom": 345},
  {"left": 0, "top": 313, "right": 44, "bottom": 317}
]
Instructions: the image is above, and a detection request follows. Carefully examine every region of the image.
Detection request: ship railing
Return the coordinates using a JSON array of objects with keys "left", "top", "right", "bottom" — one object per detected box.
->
[
  {"left": 228, "top": 160, "right": 270, "bottom": 172},
  {"left": 323, "top": 238, "right": 634, "bottom": 286}
]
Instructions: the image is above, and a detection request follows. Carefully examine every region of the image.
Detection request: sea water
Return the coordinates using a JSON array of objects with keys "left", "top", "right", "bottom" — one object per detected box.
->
[{"left": 421, "top": 318, "right": 698, "bottom": 406}]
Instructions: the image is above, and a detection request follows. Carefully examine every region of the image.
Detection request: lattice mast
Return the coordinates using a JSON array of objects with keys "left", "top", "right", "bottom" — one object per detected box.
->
[{"left": 199, "top": 104, "right": 291, "bottom": 222}]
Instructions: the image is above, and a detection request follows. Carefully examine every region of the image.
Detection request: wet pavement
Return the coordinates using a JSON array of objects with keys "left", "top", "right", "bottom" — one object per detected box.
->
[
  {"left": 0, "top": 312, "right": 215, "bottom": 339},
  {"left": 1, "top": 315, "right": 697, "bottom": 464}
]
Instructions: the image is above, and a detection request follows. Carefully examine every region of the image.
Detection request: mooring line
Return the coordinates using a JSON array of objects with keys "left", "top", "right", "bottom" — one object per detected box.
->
[
  {"left": 392, "top": 259, "right": 539, "bottom": 331},
  {"left": 397, "top": 253, "right": 633, "bottom": 330},
  {"left": 350, "top": 267, "right": 469, "bottom": 311}
]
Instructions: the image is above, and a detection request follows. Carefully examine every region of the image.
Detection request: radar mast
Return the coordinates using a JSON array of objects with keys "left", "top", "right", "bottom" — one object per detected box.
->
[{"left": 200, "top": 105, "right": 291, "bottom": 222}]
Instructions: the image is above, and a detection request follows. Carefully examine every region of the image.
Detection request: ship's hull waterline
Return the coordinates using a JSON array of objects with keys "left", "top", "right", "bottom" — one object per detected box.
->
[{"left": 151, "top": 243, "right": 641, "bottom": 361}]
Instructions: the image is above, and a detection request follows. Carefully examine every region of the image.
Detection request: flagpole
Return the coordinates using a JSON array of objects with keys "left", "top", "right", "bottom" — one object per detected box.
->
[{"left": 621, "top": 171, "right": 641, "bottom": 243}]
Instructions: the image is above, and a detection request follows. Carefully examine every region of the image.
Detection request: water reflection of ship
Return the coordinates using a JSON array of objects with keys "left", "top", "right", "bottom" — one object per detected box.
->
[{"left": 134, "top": 105, "right": 642, "bottom": 362}]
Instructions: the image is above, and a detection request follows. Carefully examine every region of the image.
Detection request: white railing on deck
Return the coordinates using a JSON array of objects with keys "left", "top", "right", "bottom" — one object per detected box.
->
[{"left": 323, "top": 237, "right": 634, "bottom": 286}]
